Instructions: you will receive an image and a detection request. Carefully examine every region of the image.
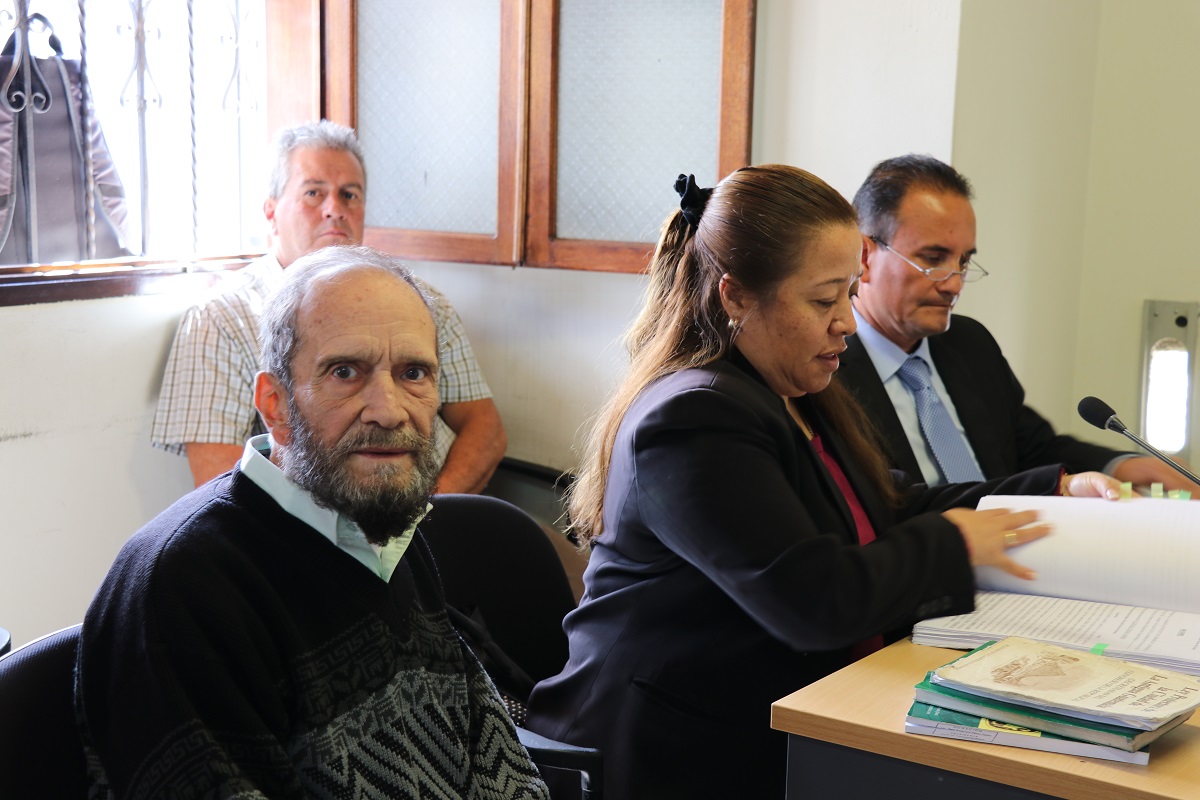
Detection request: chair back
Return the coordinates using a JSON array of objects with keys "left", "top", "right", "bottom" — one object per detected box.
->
[
  {"left": 421, "top": 493, "right": 576, "bottom": 685},
  {"left": 0, "top": 623, "right": 88, "bottom": 797}
]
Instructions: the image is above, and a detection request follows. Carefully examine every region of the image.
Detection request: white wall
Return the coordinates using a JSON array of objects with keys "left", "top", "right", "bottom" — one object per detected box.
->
[
  {"left": 754, "top": 0, "right": 961, "bottom": 197},
  {"left": 0, "top": 294, "right": 194, "bottom": 646},
  {"left": 405, "top": 261, "right": 643, "bottom": 473},
  {"left": 952, "top": 0, "right": 1102, "bottom": 431},
  {"left": 953, "top": 0, "right": 1200, "bottom": 452},
  {"left": 1072, "top": 0, "right": 1200, "bottom": 447}
]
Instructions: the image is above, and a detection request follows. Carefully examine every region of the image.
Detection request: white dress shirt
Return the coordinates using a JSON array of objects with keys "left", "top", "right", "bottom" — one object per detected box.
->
[
  {"left": 239, "top": 434, "right": 426, "bottom": 581},
  {"left": 851, "top": 309, "right": 984, "bottom": 486}
]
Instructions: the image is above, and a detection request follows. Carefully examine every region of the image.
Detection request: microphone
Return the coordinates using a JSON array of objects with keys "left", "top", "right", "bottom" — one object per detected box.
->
[
  {"left": 1077, "top": 396, "right": 1128, "bottom": 434},
  {"left": 1077, "top": 396, "right": 1200, "bottom": 486}
]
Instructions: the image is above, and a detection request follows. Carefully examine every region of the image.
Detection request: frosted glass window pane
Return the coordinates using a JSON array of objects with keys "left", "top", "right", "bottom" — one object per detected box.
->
[
  {"left": 356, "top": 0, "right": 499, "bottom": 234},
  {"left": 1146, "top": 338, "right": 1189, "bottom": 453},
  {"left": 556, "top": 0, "right": 722, "bottom": 243}
]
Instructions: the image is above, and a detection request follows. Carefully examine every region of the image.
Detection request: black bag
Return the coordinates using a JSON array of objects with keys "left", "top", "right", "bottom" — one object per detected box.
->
[{"left": 0, "top": 14, "right": 130, "bottom": 264}]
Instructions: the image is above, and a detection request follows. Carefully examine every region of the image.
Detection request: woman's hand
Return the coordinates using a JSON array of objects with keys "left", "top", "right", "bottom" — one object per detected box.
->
[
  {"left": 1060, "top": 471, "right": 1123, "bottom": 499},
  {"left": 942, "top": 507, "right": 1051, "bottom": 581}
]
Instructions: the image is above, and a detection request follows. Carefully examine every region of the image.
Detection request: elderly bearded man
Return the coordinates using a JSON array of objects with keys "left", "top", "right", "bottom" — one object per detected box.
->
[{"left": 76, "top": 246, "right": 549, "bottom": 800}]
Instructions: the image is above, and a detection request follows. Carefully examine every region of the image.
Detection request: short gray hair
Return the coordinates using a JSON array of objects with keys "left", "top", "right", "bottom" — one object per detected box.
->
[
  {"left": 258, "top": 245, "right": 432, "bottom": 392},
  {"left": 267, "top": 120, "right": 367, "bottom": 200}
]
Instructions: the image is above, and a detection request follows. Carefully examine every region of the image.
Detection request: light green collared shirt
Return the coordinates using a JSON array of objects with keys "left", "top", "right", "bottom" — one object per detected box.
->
[{"left": 239, "top": 434, "right": 427, "bottom": 581}]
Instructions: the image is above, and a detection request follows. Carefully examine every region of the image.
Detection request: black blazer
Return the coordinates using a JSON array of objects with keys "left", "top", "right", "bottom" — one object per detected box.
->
[
  {"left": 525, "top": 353, "right": 1059, "bottom": 799},
  {"left": 839, "top": 314, "right": 1125, "bottom": 483}
]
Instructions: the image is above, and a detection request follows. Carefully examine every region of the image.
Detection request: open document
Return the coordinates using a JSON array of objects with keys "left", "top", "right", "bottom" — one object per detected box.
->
[{"left": 912, "top": 496, "right": 1200, "bottom": 675}]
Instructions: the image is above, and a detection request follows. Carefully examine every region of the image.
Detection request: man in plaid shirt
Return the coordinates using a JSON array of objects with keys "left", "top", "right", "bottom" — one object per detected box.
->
[{"left": 152, "top": 120, "right": 505, "bottom": 492}]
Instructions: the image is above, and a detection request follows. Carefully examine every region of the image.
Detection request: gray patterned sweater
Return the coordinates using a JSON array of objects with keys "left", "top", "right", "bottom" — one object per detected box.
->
[{"left": 76, "top": 470, "right": 548, "bottom": 799}]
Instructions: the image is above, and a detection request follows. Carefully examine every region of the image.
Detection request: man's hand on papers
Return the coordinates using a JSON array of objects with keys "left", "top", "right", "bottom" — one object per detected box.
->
[
  {"left": 942, "top": 507, "right": 1051, "bottom": 581},
  {"left": 1112, "top": 457, "right": 1200, "bottom": 497},
  {"left": 1061, "top": 471, "right": 1123, "bottom": 500}
]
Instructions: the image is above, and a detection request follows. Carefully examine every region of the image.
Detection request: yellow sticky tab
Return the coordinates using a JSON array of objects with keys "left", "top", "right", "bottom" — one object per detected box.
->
[
  {"left": 1091, "top": 643, "right": 1109, "bottom": 655},
  {"left": 1169, "top": 489, "right": 1182, "bottom": 500},
  {"left": 1151, "top": 482, "right": 1164, "bottom": 498},
  {"left": 1120, "top": 482, "right": 1134, "bottom": 499}
]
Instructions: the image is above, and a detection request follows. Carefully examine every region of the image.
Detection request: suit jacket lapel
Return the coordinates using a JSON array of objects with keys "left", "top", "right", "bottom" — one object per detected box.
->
[
  {"left": 794, "top": 427, "right": 857, "bottom": 540},
  {"left": 811, "top": 411, "right": 896, "bottom": 540},
  {"left": 838, "top": 335, "right": 924, "bottom": 480}
]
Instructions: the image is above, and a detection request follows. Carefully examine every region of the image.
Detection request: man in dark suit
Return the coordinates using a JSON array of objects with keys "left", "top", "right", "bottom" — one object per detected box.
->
[{"left": 841, "top": 154, "right": 1196, "bottom": 490}]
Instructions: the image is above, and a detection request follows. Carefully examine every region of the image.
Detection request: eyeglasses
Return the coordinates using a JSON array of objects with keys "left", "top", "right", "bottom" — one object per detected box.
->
[{"left": 870, "top": 236, "right": 989, "bottom": 283}]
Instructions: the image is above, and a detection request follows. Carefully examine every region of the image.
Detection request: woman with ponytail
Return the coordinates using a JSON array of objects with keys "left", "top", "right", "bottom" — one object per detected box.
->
[{"left": 525, "top": 166, "right": 1118, "bottom": 798}]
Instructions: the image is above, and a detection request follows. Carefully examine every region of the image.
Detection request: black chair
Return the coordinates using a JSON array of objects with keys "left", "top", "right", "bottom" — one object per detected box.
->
[
  {"left": 422, "top": 493, "right": 602, "bottom": 800},
  {"left": 0, "top": 623, "right": 88, "bottom": 797}
]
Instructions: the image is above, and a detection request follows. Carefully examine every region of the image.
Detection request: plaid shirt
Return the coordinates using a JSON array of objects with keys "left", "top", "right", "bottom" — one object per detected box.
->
[{"left": 150, "top": 255, "right": 492, "bottom": 468}]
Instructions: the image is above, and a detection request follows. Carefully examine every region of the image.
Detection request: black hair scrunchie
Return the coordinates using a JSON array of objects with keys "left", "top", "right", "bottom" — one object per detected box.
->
[{"left": 674, "top": 173, "right": 713, "bottom": 228}]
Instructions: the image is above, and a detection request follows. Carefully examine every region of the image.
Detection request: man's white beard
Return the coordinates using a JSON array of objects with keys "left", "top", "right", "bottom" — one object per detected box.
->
[{"left": 278, "top": 395, "right": 439, "bottom": 546}]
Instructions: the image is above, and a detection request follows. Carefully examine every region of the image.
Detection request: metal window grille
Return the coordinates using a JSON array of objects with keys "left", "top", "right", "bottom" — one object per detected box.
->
[{"left": 0, "top": 0, "right": 267, "bottom": 266}]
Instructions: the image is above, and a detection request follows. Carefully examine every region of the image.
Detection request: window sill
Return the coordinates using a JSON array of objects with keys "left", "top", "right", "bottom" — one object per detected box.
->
[{"left": 0, "top": 254, "right": 262, "bottom": 307}]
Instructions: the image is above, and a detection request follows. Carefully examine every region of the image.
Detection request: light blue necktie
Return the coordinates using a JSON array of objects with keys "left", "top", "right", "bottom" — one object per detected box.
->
[{"left": 896, "top": 355, "right": 984, "bottom": 483}]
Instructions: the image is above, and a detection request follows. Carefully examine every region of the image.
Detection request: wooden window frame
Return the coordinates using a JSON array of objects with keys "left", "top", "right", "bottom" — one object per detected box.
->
[
  {"left": 525, "top": 0, "right": 755, "bottom": 273},
  {"left": 0, "top": 256, "right": 254, "bottom": 307},
  {"left": 0, "top": 0, "right": 747, "bottom": 303},
  {"left": 323, "top": 0, "right": 528, "bottom": 266},
  {"left": 323, "top": 0, "right": 755, "bottom": 274}
]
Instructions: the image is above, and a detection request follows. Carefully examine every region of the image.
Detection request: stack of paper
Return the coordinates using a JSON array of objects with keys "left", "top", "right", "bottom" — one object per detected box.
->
[
  {"left": 904, "top": 699, "right": 1152, "bottom": 764},
  {"left": 913, "top": 591, "right": 1200, "bottom": 676},
  {"left": 905, "top": 638, "right": 1200, "bottom": 764},
  {"left": 912, "top": 496, "right": 1200, "bottom": 676}
]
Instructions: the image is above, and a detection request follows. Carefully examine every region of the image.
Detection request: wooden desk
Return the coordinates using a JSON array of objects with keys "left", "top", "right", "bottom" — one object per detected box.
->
[{"left": 771, "top": 639, "right": 1200, "bottom": 800}]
